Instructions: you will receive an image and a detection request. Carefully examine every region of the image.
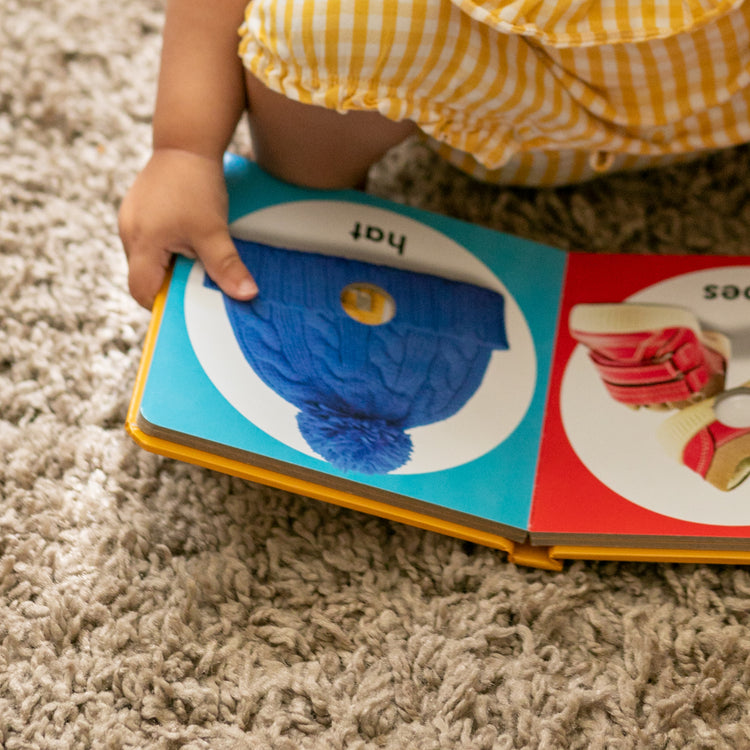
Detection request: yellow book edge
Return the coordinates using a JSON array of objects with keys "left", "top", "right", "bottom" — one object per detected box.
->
[{"left": 125, "top": 273, "right": 750, "bottom": 571}]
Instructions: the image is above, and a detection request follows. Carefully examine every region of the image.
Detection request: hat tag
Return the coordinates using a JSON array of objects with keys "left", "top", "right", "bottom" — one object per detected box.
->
[{"left": 340, "top": 282, "right": 396, "bottom": 326}]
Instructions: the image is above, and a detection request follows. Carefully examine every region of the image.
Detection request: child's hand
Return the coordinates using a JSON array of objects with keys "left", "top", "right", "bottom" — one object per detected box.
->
[{"left": 118, "top": 149, "right": 258, "bottom": 309}]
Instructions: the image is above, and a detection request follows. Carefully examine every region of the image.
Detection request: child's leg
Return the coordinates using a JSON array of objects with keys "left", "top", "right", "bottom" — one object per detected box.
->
[{"left": 245, "top": 72, "right": 417, "bottom": 189}]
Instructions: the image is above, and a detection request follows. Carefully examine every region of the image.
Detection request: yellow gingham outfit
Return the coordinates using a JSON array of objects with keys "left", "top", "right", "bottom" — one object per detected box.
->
[{"left": 239, "top": 0, "right": 750, "bottom": 185}]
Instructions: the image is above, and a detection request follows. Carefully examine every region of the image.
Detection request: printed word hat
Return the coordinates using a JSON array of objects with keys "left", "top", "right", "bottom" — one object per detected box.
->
[{"left": 205, "top": 239, "right": 509, "bottom": 474}]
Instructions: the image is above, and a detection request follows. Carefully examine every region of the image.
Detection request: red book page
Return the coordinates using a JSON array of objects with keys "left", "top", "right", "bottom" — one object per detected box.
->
[{"left": 531, "top": 253, "right": 750, "bottom": 544}]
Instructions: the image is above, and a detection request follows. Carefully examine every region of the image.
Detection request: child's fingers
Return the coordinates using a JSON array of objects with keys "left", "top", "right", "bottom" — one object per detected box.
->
[
  {"left": 196, "top": 230, "right": 259, "bottom": 301},
  {"left": 127, "top": 245, "right": 175, "bottom": 310}
]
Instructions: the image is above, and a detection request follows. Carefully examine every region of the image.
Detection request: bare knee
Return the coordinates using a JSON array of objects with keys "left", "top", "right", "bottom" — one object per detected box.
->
[{"left": 244, "top": 73, "right": 417, "bottom": 189}]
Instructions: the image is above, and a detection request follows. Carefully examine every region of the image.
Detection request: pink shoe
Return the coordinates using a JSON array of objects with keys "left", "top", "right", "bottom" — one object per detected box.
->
[
  {"left": 569, "top": 303, "right": 730, "bottom": 410},
  {"left": 658, "top": 384, "right": 750, "bottom": 491}
]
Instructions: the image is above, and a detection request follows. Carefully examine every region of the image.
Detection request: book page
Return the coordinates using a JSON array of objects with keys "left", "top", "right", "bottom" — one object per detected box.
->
[{"left": 136, "top": 157, "right": 567, "bottom": 539}]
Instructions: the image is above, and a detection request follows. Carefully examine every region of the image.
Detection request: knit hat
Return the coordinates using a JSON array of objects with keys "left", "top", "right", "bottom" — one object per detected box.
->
[{"left": 204, "top": 239, "right": 508, "bottom": 474}]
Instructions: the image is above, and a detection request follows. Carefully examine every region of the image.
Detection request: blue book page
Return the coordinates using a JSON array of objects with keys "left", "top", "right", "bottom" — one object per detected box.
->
[{"left": 139, "top": 156, "right": 567, "bottom": 535}]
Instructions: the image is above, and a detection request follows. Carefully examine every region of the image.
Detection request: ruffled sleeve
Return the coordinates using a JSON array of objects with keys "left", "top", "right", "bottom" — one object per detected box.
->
[{"left": 450, "top": 0, "right": 745, "bottom": 45}]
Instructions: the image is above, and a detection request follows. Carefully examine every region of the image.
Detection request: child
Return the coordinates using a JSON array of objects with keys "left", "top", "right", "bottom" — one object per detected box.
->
[{"left": 119, "top": 0, "right": 750, "bottom": 309}]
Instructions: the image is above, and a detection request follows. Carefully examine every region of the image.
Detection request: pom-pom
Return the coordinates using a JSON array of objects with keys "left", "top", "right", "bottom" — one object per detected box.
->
[{"left": 297, "top": 403, "right": 413, "bottom": 474}]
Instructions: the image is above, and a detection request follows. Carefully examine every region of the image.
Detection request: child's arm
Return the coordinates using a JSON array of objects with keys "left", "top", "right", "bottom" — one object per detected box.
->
[{"left": 118, "top": 0, "right": 257, "bottom": 309}]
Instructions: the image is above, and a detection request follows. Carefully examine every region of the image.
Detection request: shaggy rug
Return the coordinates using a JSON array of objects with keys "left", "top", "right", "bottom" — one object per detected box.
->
[{"left": 4, "top": 0, "right": 750, "bottom": 747}]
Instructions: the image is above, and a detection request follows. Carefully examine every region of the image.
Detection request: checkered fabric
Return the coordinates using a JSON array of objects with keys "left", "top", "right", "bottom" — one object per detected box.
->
[{"left": 239, "top": 0, "right": 750, "bottom": 185}]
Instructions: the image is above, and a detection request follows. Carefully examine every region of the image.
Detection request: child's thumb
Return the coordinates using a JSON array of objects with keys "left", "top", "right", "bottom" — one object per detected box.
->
[{"left": 199, "top": 231, "right": 258, "bottom": 300}]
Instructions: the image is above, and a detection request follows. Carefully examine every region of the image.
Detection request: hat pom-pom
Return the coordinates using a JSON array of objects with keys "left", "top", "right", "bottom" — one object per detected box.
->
[{"left": 297, "top": 403, "right": 413, "bottom": 474}]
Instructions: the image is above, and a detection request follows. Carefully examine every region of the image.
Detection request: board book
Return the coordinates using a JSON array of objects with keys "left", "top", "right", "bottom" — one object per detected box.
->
[{"left": 126, "top": 154, "right": 750, "bottom": 570}]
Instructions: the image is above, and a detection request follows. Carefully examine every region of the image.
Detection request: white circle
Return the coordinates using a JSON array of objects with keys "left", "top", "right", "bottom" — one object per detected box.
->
[
  {"left": 561, "top": 266, "right": 750, "bottom": 526},
  {"left": 185, "top": 200, "right": 537, "bottom": 474},
  {"left": 714, "top": 388, "right": 750, "bottom": 428}
]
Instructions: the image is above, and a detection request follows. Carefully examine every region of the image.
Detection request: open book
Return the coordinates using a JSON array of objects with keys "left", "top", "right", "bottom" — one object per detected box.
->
[{"left": 126, "top": 154, "right": 750, "bottom": 570}]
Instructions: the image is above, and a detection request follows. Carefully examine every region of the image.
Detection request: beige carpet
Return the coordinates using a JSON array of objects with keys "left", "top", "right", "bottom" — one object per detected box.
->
[{"left": 4, "top": 0, "right": 750, "bottom": 747}]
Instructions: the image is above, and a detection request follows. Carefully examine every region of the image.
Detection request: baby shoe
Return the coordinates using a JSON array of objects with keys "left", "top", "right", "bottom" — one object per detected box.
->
[
  {"left": 657, "top": 384, "right": 750, "bottom": 491},
  {"left": 569, "top": 303, "right": 729, "bottom": 410}
]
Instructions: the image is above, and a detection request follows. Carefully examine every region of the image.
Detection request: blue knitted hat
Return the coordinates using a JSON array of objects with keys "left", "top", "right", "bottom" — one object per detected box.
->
[{"left": 204, "top": 239, "right": 508, "bottom": 474}]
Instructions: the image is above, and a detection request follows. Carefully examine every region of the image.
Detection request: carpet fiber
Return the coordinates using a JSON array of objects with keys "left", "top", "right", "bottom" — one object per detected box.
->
[{"left": 4, "top": 1, "right": 750, "bottom": 747}]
